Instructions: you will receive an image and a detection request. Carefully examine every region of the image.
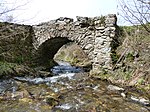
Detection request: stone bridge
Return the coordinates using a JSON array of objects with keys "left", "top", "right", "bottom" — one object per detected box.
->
[{"left": 32, "top": 14, "right": 117, "bottom": 71}]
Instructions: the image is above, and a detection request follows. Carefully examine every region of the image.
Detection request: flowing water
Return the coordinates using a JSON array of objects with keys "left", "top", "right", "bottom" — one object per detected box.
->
[{"left": 0, "top": 61, "right": 149, "bottom": 112}]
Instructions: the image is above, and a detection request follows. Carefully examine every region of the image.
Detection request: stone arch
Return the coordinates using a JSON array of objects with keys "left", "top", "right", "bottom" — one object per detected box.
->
[
  {"left": 32, "top": 14, "right": 117, "bottom": 72},
  {"left": 34, "top": 35, "right": 93, "bottom": 69}
]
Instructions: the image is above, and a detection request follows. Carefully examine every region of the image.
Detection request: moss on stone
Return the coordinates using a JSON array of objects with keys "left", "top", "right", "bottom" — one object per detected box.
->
[{"left": 99, "top": 16, "right": 106, "bottom": 25}]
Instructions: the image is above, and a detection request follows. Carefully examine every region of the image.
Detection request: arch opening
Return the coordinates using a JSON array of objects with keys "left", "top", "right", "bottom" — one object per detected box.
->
[
  {"left": 35, "top": 37, "right": 92, "bottom": 71},
  {"left": 54, "top": 42, "right": 92, "bottom": 72},
  {"left": 36, "top": 37, "right": 71, "bottom": 69}
]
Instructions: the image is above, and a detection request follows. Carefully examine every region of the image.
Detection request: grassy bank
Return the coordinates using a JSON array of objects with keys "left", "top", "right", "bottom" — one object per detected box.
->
[{"left": 92, "top": 24, "right": 150, "bottom": 93}]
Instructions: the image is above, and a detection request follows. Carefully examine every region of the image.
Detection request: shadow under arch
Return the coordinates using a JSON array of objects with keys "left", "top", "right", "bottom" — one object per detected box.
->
[{"left": 35, "top": 37, "right": 72, "bottom": 69}]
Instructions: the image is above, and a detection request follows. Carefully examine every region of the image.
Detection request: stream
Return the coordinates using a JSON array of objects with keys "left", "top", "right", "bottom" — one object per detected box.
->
[{"left": 0, "top": 61, "right": 150, "bottom": 112}]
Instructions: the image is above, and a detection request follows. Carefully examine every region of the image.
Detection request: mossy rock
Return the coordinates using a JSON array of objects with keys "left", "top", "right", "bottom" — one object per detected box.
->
[
  {"left": 0, "top": 61, "right": 17, "bottom": 77},
  {"left": 0, "top": 61, "right": 35, "bottom": 78}
]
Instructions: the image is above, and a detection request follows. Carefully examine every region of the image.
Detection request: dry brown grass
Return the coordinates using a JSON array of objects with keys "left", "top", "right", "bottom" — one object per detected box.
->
[{"left": 111, "top": 25, "right": 150, "bottom": 92}]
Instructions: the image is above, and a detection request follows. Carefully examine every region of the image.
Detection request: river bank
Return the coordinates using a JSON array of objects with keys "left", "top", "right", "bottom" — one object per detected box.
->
[{"left": 0, "top": 71, "right": 150, "bottom": 112}]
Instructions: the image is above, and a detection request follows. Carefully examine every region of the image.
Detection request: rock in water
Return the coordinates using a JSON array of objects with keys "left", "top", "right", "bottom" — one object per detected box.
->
[{"left": 107, "top": 85, "right": 124, "bottom": 91}]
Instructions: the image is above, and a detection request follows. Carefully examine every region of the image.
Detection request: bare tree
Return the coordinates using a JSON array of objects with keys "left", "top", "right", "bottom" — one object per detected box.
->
[
  {"left": 117, "top": 0, "right": 150, "bottom": 33},
  {"left": 0, "top": 0, "right": 29, "bottom": 23}
]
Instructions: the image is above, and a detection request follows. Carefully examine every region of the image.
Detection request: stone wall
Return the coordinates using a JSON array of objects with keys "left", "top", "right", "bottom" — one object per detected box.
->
[
  {"left": 33, "top": 14, "right": 117, "bottom": 71},
  {"left": 0, "top": 22, "right": 34, "bottom": 65}
]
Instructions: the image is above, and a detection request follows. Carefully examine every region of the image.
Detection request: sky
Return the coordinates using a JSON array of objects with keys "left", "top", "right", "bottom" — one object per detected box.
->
[{"left": 2, "top": 0, "right": 122, "bottom": 25}]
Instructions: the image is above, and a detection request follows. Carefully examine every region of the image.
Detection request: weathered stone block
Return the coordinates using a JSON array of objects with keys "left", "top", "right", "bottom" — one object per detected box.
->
[
  {"left": 84, "top": 44, "right": 93, "bottom": 50},
  {"left": 95, "top": 26, "right": 105, "bottom": 30}
]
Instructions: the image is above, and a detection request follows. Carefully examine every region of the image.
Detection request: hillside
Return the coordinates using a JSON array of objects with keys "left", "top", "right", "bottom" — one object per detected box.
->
[{"left": 94, "top": 24, "right": 150, "bottom": 93}]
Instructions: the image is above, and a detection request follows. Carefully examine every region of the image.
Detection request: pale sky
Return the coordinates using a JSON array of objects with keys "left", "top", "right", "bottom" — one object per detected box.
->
[{"left": 2, "top": 0, "right": 120, "bottom": 25}]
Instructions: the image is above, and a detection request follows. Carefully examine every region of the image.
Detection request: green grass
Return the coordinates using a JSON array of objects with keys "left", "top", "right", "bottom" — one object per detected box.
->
[{"left": 0, "top": 61, "right": 17, "bottom": 76}]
